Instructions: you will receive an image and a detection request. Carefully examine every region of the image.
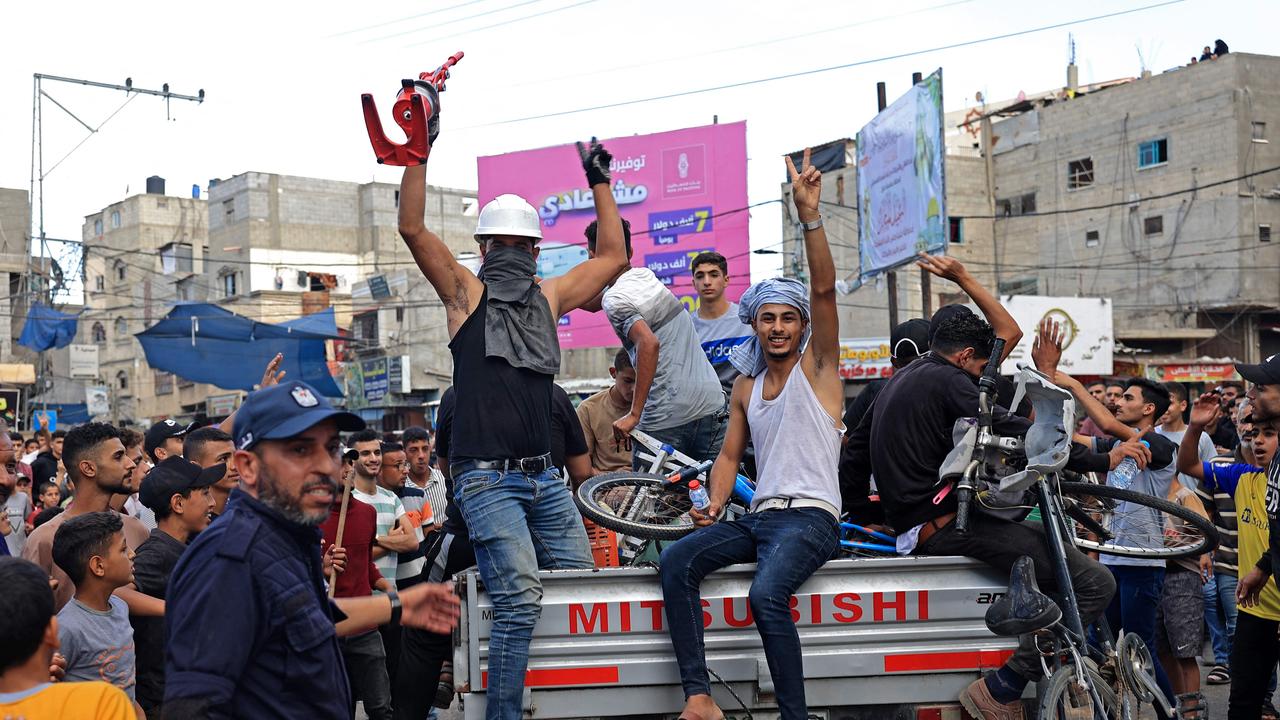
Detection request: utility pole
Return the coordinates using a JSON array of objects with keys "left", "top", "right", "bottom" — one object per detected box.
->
[
  {"left": 27, "top": 73, "right": 204, "bottom": 428},
  {"left": 912, "top": 71, "right": 933, "bottom": 319},
  {"left": 877, "top": 81, "right": 898, "bottom": 330}
]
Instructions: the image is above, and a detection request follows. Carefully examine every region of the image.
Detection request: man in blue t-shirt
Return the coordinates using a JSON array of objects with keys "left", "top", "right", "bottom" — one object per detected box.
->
[{"left": 689, "top": 252, "right": 753, "bottom": 395}]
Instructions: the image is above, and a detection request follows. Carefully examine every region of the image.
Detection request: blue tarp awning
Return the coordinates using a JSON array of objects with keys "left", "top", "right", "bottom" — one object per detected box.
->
[
  {"left": 18, "top": 303, "right": 79, "bottom": 352},
  {"left": 135, "top": 303, "right": 345, "bottom": 397}
]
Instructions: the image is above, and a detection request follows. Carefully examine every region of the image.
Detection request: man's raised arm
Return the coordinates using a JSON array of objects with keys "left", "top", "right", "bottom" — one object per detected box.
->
[
  {"left": 917, "top": 253, "right": 1022, "bottom": 361},
  {"left": 789, "top": 148, "right": 839, "bottom": 381},
  {"left": 544, "top": 139, "right": 630, "bottom": 316},
  {"left": 398, "top": 164, "right": 483, "bottom": 332}
]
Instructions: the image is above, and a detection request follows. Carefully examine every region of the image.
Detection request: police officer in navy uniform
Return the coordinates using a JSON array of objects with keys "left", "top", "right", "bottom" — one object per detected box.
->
[{"left": 161, "top": 381, "right": 459, "bottom": 719}]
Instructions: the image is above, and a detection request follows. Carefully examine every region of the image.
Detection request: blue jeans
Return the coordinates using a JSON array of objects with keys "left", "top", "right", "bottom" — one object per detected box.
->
[
  {"left": 636, "top": 409, "right": 728, "bottom": 469},
  {"left": 1204, "top": 572, "right": 1239, "bottom": 666},
  {"left": 452, "top": 467, "right": 593, "bottom": 720},
  {"left": 659, "top": 508, "right": 838, "bottom": 720},
  {"left": 1105, "top": 565, "right": 1173, "bottom": 703}
]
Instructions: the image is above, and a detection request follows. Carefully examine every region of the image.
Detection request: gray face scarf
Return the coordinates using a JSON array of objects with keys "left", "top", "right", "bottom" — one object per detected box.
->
[{"left": 476, "top": 244, "right": 561, "bottom": 375}]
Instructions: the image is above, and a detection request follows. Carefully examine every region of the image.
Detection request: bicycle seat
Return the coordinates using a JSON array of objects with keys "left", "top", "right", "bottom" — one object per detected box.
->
[{"left": 985, "top": 556, "right": 1061, "bottom": 636}]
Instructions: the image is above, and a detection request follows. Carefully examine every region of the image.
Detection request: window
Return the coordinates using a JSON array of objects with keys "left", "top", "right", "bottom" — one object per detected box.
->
[
  {"left": 156, "top": 197, "right": 168, "bottom": 209},
  {"left": 998, "top": 276, "right": 1039, "bottom": 296},
  {"left": 154, "top": 371, "right": 174, "bottom": 396},
  {"left": 223, "top": 199, "right": 234, "bottom": 219},
  {"left": 110, "top": 210, "right": 121, "bottom": 228},
  {"left": 176, "top": 276, "right": 196, "bottom": 301},
  {"left": 92, "top": 322, "right": 106, "bottom": 343},
  {"left": 1138, "top": 138, "right": 1169, "bottom": 168},
  {"left": 1085, "top": 230, "right": 1100, "bottom": 248},
  {"left": 94, "top": 219, "right": 103, "bottom": 235},
  {"left": 160, "top": 242, "right": 193, "bottom": 274},
  {"left": 1262, "top": 224, "right": 1273, "bottom": 243},
  {"left": 996, "top": 193, "right": 1037, "bottom": 217},
  {"left": 1253, "top": 122, "right": 1267, "bottom": 142},
  {"left": 1067, "top": 158, "right": 1094, "bottom": 190},
  {"left": 395, "top": 306, "right": 405, "bottom": 323},
  {"left": 222, "top": 272, "right": 238, "bottom": 297},
  {"left": 394, "top": 190, "right": 400, "bottom": 208},
  {"left": 114, "top": 317, "right": 127, "bottom": 337},
  {"left": 1144, "top": 215, "right": 1164, "bottom": 236},
  {"left": 94, "top": 275, "right": 104, "bottom": 291},
  {"left": 353, "top": 310, "right": 378, "bottom": 342},
  {"left": 115, "top": 261, "right": 126, "bottom": 282},
  {"left": 948, "top": 216, "right": 963, "bottom": 244},
  {"left": 117, "top": 371, "right": 129, "bottom": 391}
]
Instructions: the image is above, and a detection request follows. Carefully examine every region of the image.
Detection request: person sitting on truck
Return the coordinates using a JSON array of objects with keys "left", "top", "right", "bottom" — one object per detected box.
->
[
  {"left": 658, "top": 149, "right": 844, "bottom": 720},
  {"left": 849, "top": 316, "right": 1130, "bottom": 719}
]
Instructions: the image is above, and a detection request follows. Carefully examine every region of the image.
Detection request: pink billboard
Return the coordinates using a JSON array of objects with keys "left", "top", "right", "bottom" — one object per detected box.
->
[{"left": 478, "top": 121, "right": 748, "bottom": 349}]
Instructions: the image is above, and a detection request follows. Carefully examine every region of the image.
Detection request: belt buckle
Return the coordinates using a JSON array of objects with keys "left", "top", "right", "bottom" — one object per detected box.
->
[{"left": 518, "top": 456, "right": 539, "bottom": 473}]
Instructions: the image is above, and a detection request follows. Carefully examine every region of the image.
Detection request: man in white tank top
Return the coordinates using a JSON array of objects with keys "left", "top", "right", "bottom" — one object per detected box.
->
[{"left": 658, "top": 149, "right": 845, "bottom": 720}]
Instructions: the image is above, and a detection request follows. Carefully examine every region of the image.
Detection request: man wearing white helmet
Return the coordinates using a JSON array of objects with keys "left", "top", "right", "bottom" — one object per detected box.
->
[{"left": 398, "top": 138, "right": 628, "bottom": 720}]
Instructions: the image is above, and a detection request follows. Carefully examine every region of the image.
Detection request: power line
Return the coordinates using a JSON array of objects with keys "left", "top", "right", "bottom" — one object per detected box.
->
[
  {"left": 328, "top": 0, "right": 493, "bottom": 38},
  {"left": 484, "top": 0, "right": 978, "bottom": 92},
  {"left": 460, "top": 0, "right": 1185, "bottom": 128},
  {"left": 404, "top": 0, "right": 601, "bottom": 47},
  {"left": 361, "top": 0, "right": 553, "bottom": 43}
]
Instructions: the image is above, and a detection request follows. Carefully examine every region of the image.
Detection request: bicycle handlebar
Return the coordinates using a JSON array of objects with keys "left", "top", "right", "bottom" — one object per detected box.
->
[{"left": 955, "top": 337, "right": 1006, "bottom": 534}]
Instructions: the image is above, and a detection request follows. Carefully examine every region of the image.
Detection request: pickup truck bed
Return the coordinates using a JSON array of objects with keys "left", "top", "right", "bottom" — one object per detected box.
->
[{"left": 454, "top": 555, "right": 1019, "bottom": 719}]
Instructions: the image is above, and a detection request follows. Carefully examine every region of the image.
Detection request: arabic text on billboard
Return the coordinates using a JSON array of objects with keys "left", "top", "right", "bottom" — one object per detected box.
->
[
  {"left": 839, "top": 339, "right": 893, "bottom": 381},
  {"left": 856, "top": 69, "right": 945, "bottom": 278},
  {"left": 997, "top": 296, "right": 1114, "bottom": 376},
  {"left": 478, "top": 122, "right": 749, "bottom": 349}
]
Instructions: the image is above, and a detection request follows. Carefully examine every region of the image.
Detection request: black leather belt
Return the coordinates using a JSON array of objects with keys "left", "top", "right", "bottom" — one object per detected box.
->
[{"left": 451, "top": 453, "right": 553, "bottom": 476}]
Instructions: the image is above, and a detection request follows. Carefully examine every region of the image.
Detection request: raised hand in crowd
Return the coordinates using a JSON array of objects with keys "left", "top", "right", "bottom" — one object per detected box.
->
[
  {"left": 1031, "top": 318, "right": 1065, "bottom": 376},
  {"left": 1189, "top": 392, "right": 1223, "bottom": 429},
  {"left": 259, "top": 353, "right": 286, "bottom": 389}
]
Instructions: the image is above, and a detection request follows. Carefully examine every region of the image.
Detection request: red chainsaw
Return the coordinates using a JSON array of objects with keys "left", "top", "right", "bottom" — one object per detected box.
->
[{"left": 360, "top": 51, "right": 464, "bottom": 166}]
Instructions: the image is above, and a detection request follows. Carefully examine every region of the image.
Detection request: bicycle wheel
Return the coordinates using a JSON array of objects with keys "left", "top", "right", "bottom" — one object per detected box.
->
[
  {"left": 1057, "top": 481, "right": 1218, "bottom": 560},
  {"left": 575, "top": 471, "right": 698, "bottom": 541},
  {"left": 1039, "top": 661, "right": 1118, "bottom": 719}
]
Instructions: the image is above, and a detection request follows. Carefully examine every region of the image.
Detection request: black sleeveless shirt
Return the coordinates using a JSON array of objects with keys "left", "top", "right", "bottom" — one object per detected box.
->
[{"left": 449, "top": 289, "right": 554, "bottom": 462}]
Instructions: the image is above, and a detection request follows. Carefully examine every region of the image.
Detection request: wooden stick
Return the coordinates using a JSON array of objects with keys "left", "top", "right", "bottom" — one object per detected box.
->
[{"left": 328, "top": 477, "right": 352, "bottom": 599}]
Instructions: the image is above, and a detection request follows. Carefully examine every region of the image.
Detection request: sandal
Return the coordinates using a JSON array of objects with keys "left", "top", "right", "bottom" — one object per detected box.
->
[
  {"left": 1205, "top": 664, "right": 1231, "bottom": 684},
  {"left": 1175, "top": 691, "right": 1207, "bottom": 720},
  {"left": 1263, "top": 700, "right": 1280, "bottom": 720}
]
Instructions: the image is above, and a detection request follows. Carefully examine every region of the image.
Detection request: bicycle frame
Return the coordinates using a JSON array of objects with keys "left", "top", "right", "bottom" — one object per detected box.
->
[{"left": 630, "top": 429, "right": 897, "bottom": 554}]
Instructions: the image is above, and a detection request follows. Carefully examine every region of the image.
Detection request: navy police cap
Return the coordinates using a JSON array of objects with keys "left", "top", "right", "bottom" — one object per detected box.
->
[{"left": 233, "top": 381, "right": 364, "bottom": 451}]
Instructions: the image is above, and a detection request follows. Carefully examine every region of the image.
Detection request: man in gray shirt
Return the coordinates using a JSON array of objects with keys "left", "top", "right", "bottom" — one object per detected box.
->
[
  {"left": 585, "top": 220, "right": 726, "bottom": 464},
  {"left": 689, "top": 251, "right": 753, "bottom": 394}
]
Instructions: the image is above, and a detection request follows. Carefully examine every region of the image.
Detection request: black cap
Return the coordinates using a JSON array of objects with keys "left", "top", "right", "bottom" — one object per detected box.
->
[
  {"left": 233, "top": 381, "right": 364, "bottom": 451},
  {"left": 139, "top": 456, "right": 224, "bottom": 512},
  {"left": 144, "top": 419, "right": 195, "bottom": 456},
  {"left": 928, "top": 304, "right": 976, "bottom": 348},
  {"left": 1237, "top": 354, "right": 1280, "bottom": 386},
  {"left": 890, "top": 319, "right": 930, "bottom": 361}
]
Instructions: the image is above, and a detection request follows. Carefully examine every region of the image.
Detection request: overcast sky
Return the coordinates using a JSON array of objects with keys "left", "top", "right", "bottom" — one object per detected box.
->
[{"left": 2, "top": 0, "right": 1274, "bottom": 291}]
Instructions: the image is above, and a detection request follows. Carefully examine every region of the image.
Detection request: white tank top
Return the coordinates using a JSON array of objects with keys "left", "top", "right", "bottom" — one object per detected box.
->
[{"left": 746, "top": 361, "right": 845, "bottom": 512}]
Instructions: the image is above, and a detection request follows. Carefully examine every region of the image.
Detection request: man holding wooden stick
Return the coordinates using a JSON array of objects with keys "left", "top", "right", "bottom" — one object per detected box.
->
[{"left": 322, "top": 464, "right": 395, "bottom": 720}]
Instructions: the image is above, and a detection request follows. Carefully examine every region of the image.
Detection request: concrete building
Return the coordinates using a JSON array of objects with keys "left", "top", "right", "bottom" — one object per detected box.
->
[
  {"left": 784, "top": 53, "right": 1280, "bottom": 380},
  {"left": 80, "top": 179, "right": 219, "bottom": 425},
  {"left": 0, "top": 189, "right": 31, "bottom": 360},
  {"left": 206, "top": 172, "right": 476, "bottom": 430}
]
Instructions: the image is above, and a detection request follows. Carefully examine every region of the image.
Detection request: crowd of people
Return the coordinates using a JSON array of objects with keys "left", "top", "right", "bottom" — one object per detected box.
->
[{"left": 1, "top": 133, "right": 1280, "bottom": 720}]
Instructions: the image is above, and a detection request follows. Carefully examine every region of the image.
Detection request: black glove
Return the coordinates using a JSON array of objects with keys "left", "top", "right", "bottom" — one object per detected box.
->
[{"left": 576, "top": 137, "right": 612, "bottom": 187}]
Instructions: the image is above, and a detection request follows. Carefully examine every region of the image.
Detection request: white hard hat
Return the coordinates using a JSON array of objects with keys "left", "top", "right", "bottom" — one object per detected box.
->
[{"left": 474, "top": 194, "right": 542, "bottom": 242}]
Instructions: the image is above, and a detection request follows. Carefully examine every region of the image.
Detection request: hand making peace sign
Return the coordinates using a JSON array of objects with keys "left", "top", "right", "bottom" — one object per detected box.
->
[{"left": 785, "top": 147, "right": 822, "bottom": 223}]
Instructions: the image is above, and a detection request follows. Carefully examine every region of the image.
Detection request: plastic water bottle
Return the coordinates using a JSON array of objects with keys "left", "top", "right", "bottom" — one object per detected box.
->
[
  {"left": 688, "top": 480, "right": 711, "bottom": 512},
  {"left": 1110, "top": 440, "right": 1150, "bottom": 490}
]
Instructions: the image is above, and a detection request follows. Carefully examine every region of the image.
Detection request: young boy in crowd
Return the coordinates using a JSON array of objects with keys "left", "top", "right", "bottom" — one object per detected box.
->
[
  {"left": 131, "top": 456, "right": 218, "bottom": 719},
  {"left": 51, "top": 511, "right": 141, "bottom": 713},
  {"left": 1177, "top": 393, "right": 1280, "bottom": 719},
  {"left": 0, "top": 556, "right": 134, "bottom": 718}
]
